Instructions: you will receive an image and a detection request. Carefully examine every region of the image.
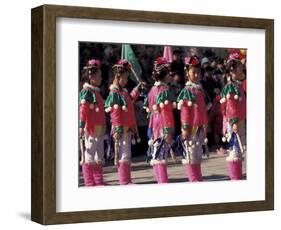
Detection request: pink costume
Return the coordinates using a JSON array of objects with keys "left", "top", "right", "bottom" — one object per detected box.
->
[
  {"left": 144, "top": 57, "right": 175, "bottom": 184},
  {"left": 176, "top": 80, "right": 208, "bottom": 182},
  {"left": 220, "top": 80, "right": 246, "bottom": 180},
  {"left": 79, "top": 81, "right": 106, "bottom": 186},
  {"left": 220, "top": 49, "right": 247, "bottom": 180},
  {"left": 105, "top": 83, "right": 141, "bottom": 185}
]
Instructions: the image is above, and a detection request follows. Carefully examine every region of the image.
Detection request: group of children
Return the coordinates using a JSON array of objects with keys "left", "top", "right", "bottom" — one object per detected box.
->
[{"left": 79, "top": 49, "right": 247, "bottom": 186}]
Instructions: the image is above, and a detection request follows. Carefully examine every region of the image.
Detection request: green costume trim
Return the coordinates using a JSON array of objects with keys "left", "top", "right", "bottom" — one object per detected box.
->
[
  {"left": 155, "top": 90, "right": 172, "bottom": 105},
  {"left": 163, "top": 127, "right": 173, "bottom": 134},
  {"left": 79, "top": 121, "right": 86, "bottom": 128},
  {"left": 104, "top": 92, "right": 127, "bottom": 108},
  {"left": 114, "top": 126, "right": 123, "bottom": 133},
  {"left": 176, "top": 88, "right": 196, "bottom": 103},
  {"left": 80, "top": 90, "right": 97, "bottom": 104},
  {"left": 221, "top": 82, "right": 240, "bottom": 98},
  {"left": 182, "top": 123, "right": 189, "bottom": 129},
  {"left": 229, "top": 117, "right": 239, "bottom": 125}
]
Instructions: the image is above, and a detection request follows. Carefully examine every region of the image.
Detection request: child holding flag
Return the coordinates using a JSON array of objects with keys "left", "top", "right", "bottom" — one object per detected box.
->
[{"left": 104, "top": 59, "right": 142, "bottom": 185}]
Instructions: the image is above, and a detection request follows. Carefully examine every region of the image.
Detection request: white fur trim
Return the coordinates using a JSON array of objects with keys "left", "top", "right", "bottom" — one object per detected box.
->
[
  {"left": 105, "top": 106, "right": 112, "bottom": 113},
  {"left": 159, "top": 102, "right": 164, "bottom": 108},
  {"left": 220, "top": 97, "right": 226, "bottom": 104},
  {"left": 226, "top": 151, "right": 241, "bottom": 162},
  {"left": 150, "top": 159, "right": 167, "bottom": 166},
  {"left": 181, "top": 159, "right": 190, "bottom": 165},
  {"left": 187, "top": 101, "right": 192, "bottom": 106},
  {"left": 122, "top": 105, "right": 128, "bottom": 112},
  {"left": 148, "top": 139, "right": 154, "bottom": 146},
  {"left": 234, "top": 94, "right": 239, "bottom": 100},
  {"left": 113, "top": 104, "right": 119, "bottom": 109},
  {"left": 164, "top": 100, "right": 169, "bottom": 105}
]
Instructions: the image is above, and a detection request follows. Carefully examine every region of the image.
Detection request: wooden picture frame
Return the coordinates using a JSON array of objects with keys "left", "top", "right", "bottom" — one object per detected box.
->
[{"left": 31, "top": 4, "right": 274, "bottom": 225}]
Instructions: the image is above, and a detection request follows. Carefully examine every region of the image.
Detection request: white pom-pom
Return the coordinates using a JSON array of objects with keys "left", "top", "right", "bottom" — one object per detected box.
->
[
  {"left": 187, "top": 101, "right": 192, "bottom": 107},
  {"left": 222, "top": 137, "right": 226, "bottom": 142},
  {"left": 131, "top": 138, "right": 136, "bottom": 145},
  {"left": 95, "top": 107, "right": 100, "bottom": 112},
  {"left": 137, "top": 137, "right": 141, "bottom": 143},
  {"left": 148, "top": 139, "right": 154, "bottom": 146},
  {"left": 152, "top": 104, "right": 158, "bottom": 111},
  {"left": 220, "top": 98, "right": 226, "bottom": 104},
  {"left": 122, "top": 140, "right": 126, "bottom": 145},
  {"left": 177, "top": 104, "right": 181, "bottom": 110},
  {"left": 122, "top": 105, "right": 128, "bottom": 112},
  {"left": 159, "top": 102, "right": 164, "bottom": 108},
  {"left": 204, "top": 138, "right": 208, "bottom": 143},
  {"left": 172, "top": 102, "right": 177, "bottom": 108},
  {"left": 146, "top": 108, "right": 150, "bottom": 113},
  {"left": 196, "top": 141, "right": 200, "bottom": 145},
  {"left": 113, "top": 104, "right": 119, "bottom": 109},
  {"left": 189, "top": 140, "right": 193, "bottom": 146},
  {"left": 226, "top": 94, "right": 231, "bottom": 99},
  {"left": 179, "top": 99, "right": 184, "bottom": 106},
  {"left": 89, "top": 104, "right": 94, "bottom": 109},
  {"left": 105, "top": 106, "right": 112, "bottom": 113},
  {"left": 164, "top": 100, "right": 169, "bottom": 105},
  {"left": 80, "top": 99, "right": 86, "bottom": 104},
  {"left": 234, "top": 94, "right": 239, "bottom": 100}
]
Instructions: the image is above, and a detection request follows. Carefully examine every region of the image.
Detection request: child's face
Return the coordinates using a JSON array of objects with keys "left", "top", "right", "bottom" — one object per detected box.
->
[
  {"left": 119, "top": 71, "right": 129, "bottom": 87},
  {"left": 89, "top": 69, "right": 102, "bottom": 86},
  {"left": 172, "top": 74, "right": 181, "bottom": 83},
  {"left": 163, "top": 73, "right": 172, "bottom": 84},
  {"left": 187, "top": 67, "right": 200, "bottom": 82},
  {"left": 232, "top": 63, "right": 245, "bottom": 81}
]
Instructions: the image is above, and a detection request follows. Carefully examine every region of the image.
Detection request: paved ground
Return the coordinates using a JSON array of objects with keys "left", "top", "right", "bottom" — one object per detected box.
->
[{"left": 79, "top": 152, "right": 246, "bottom": 186}]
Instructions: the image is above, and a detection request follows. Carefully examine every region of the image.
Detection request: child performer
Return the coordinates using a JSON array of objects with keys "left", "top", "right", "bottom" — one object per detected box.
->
[
  {"left": 220, "top": 50, "right": 246, "bottom": 180},
  {"left": 79, "top": 59, "right": 107, "bottom": 186},
  {"left": 104, "top": 59, "right": 142, "bottom": 185},
  {"left": 144, "top": 57, "right": 175, "bottom": 184},
  {"left": 174, "top": 56, "right": 208, "bottom": 182}
]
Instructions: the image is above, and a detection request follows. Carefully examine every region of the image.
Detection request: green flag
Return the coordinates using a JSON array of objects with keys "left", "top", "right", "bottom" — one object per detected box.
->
[{"left": 121, "top": 44, "right": 142, "bottom": 83}]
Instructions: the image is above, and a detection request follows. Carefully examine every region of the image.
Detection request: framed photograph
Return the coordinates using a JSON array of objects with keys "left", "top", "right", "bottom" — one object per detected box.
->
[{"left": 31, "top": 4, "right": 274, "bottom": 225}]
